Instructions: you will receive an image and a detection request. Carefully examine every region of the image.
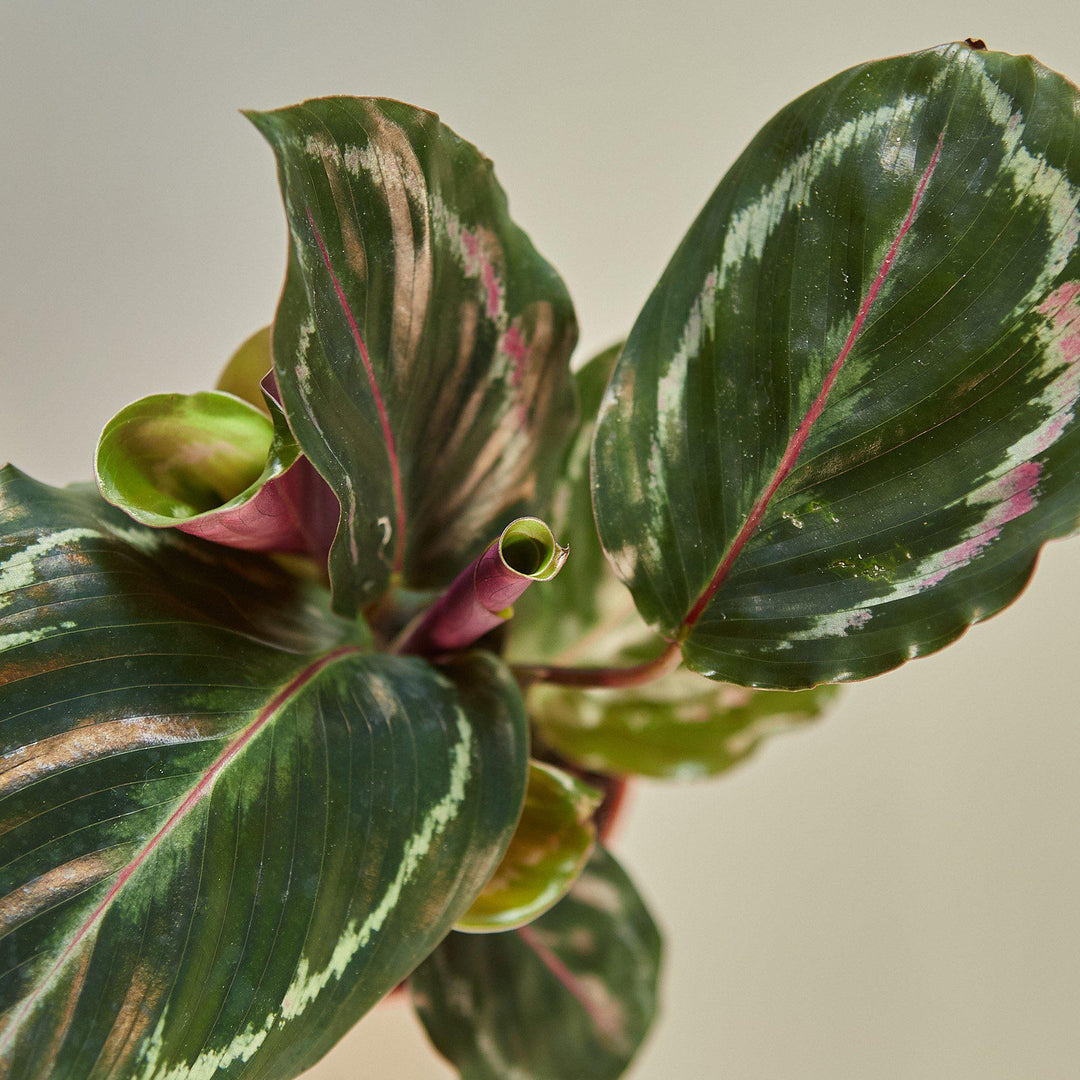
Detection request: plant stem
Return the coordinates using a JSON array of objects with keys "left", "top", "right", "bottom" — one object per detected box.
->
[
  {"left": 512, "top": 638, "right": 682, "bottom": 690},
  {"left": 397, "top": 517, "right": 567, "bottom": 656}
]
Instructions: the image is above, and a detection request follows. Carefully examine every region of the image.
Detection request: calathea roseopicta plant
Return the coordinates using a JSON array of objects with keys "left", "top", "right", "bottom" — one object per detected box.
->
[{"left": 1, "top": 36, "right": 1079, "bottom": 1080}]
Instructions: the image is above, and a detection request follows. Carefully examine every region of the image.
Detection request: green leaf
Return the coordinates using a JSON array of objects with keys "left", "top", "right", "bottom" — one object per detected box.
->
[
  {"left": 215, "top": 325, "right": 274, "bottom": 414},
  {"left": 505, "top": 344, "right": 839, "bottom": 780},
  {"left": 532, "top": 677, "right": 839, "bottom": 779},
  {"left": 456, "top": 761, "right": 601, "bottom": 933},
  {"left": 95, "top": 386, "right": 339, "bottom": 558},
  {"left": 248, "top": 98, "right": 578, "bottom": 615},
  {"left": 0, "top": 468, "right": 527, "bottom": 1080},
  {"left": 509, "top": 343, "right": 628, "bottom": 664},
  {"left": 413, "top": 846, "right": 661, "bottom": 1080},
  {"left": 592, "top": 42, "right": 1080, "bottom": 688}
]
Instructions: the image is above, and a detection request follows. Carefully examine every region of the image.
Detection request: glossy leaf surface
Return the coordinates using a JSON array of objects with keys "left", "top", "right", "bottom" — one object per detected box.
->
[
  {"left": 413, "top": 846, "right": 661, "bottom": 1080},
  {"left": 250, "top": 98, "right": 578, "bottom": 614},
  {"left": 0, "top": 469, "right": 527, "bottom": 1080},
  {"left": 509, "top": 347, "right": 840, "bottom": 779},
  {"left": 456, "top": 761, "right": 600, "bottom": 932},
  {"left": 593, "top": 43, "right": 1080, "bottom": 687}
]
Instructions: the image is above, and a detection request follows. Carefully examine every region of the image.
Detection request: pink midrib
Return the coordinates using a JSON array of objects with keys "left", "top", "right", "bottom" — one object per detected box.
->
[
  {"left": 307, "top": 209, "right": 408, "bottom": 575},
  {"left": 516, "top": 924, "right": 622, "bottom": 1043},
  {"left": 681, "top": 131, "right": 945, "bottom": 631},
  {"left": 0, "top": 644, "right": 365, "bottom": 1055}
]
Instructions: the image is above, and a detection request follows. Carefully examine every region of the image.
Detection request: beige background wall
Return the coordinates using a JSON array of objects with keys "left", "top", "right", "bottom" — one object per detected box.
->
[{"left": 2, "top": 2, "right": 1079, "bottom": 1077}]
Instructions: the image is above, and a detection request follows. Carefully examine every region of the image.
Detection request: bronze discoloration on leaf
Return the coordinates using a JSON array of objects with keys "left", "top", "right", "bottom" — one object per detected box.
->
[
  {"left": 0, "top": 849, "right": 127, "bottom": 937},
  {"left": 93, "top": 959, "right": 169, "bottom": 1077},
  {"left": 0, "top": 716, "right": 223, "bottom": 798},
  {"left": 32, "top": 937, "right": 94, "bottom": 1080}
]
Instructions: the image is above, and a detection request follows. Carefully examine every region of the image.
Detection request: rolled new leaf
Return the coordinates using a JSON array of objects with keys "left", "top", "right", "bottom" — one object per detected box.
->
[
  {"left": 95, "top": 383, "right": 338, "bottom": 557},
  {"left": 510, "top": 342, "right": 626, "bottom": 663},
  {"left": 456, "top": 761, "right": 601, "bottom": 932},
  {"left": 400, "top": 516, "right": 568, "bottom": 655}
]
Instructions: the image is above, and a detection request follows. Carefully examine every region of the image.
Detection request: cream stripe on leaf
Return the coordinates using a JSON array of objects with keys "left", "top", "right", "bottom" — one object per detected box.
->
[
  {"left": 0, "top": 468, "right": 527, "bottom": 1080},
  {"left": 248, "top": 99, "right": 578, "bottom": 617},
  {"left": 592, "top": 43, "right": 1080, "bottom": 687}
]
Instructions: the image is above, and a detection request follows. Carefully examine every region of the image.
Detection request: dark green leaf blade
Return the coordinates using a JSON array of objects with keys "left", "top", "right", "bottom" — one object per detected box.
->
[
  {"left": 592, "top": 43, "right": 1080, "bottom": 687},
  {"left": 0, "top": 468, "right": 527, "bottom": 1080},
  {"left": 248, "top": 98, "right": 578, "bottom": 614},
  {"left": 412, "top": 845, "right": 661, "bottom": 1080}
]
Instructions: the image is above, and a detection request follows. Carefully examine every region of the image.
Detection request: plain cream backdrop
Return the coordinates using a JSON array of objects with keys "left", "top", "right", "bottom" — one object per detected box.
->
[{"left": 3, "top": 2, "right": 1080, "bottom": 1077}]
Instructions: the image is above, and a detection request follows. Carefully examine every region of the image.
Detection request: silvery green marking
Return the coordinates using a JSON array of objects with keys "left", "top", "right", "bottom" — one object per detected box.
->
[
  {"left": 593, "top": 43, "right": 1080, "bottom": 688},
  {"left": 0, "top": 472, "right": 527, "bottom": 1080}
]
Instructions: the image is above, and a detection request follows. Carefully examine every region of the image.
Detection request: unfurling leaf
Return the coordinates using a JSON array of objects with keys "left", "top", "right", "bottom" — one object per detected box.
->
[
  {"left": 95, "top": 370, "right": 338, "bottom": 560},
  {"left": 248, "top": 98, "right": 578, "bottom": 615},
  {"left": 402, "top": 516, "right": 568, "bottom": 655},
  {"left": 413, "top": 846, "right": 661, "bottom": 1080},
  {"left": 456, "top": 761, "right": 601, "bottom": 932},
  {"left": 592, "top": 43, "right": 1080, "bottom": 688},
  {"left": 0, "top": 469, "right": 527, "bottom": 1080},
  {"left": 510, "top": 342, "right": 625, "bottom": 664}
]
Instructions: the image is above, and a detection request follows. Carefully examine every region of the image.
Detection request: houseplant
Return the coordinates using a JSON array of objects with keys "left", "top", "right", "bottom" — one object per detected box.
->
[{"left": 2, "top": 35, "right": 1080, "bottom": 1079}]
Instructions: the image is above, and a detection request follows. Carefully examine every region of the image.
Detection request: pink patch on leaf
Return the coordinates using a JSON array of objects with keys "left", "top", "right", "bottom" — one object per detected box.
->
[
  {"left": 501, "top": 324, "right": 528, "bottom": 385},
  {"left": 1038, "top": 280, "right": 1080, "bottom": 323},
  {"left": 482, "top": 261, "right": 502, "bottom": 319},
  {"left": 920, "top": 461, "right": 1042, "bottom": 588}
]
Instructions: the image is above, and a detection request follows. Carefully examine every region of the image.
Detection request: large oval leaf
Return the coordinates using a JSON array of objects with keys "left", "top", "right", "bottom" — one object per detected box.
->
[
  {"left": 592, "top": 43, "right": 1080, "bottom": 687},
  {"left": 412, "top": 845, "right": 661, "bottom": 1080},
  {"left": 510, "top": 347, "right": 841, "bottom": 779},
  {"left": 248, "top": 98, "right": 579, "bottom": 615},
  {"left": 0, "top": 468, "right": 527, "bottom": 1079}
]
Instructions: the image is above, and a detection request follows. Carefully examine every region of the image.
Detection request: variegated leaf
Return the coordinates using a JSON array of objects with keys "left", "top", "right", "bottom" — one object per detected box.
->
[
  {"left": 0, "top": 468, "right": 527, "bottom": 1080},
  {"left": 593, "top": 42, "right": 1080, "bottom": 687},
  {"left": 509, "top": 347, "right": 841, "bottom": 779},
  {"left": 248, "top": 99, "right": 578, "bottom": 615},
  {"left": 412, "top": 846, "right": 661, "bottom": 1080}
]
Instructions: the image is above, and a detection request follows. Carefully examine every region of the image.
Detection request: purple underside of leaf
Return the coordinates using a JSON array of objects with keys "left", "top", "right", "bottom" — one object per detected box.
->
[
  {"left": 680, "top": 130, "right": 946, "bottom": 634},
  {"left": 176, "top": 453, "right": 337, "bottom": 558},
  {"left": 400, "top": 542, "right": 534, "bottom": 655}
]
